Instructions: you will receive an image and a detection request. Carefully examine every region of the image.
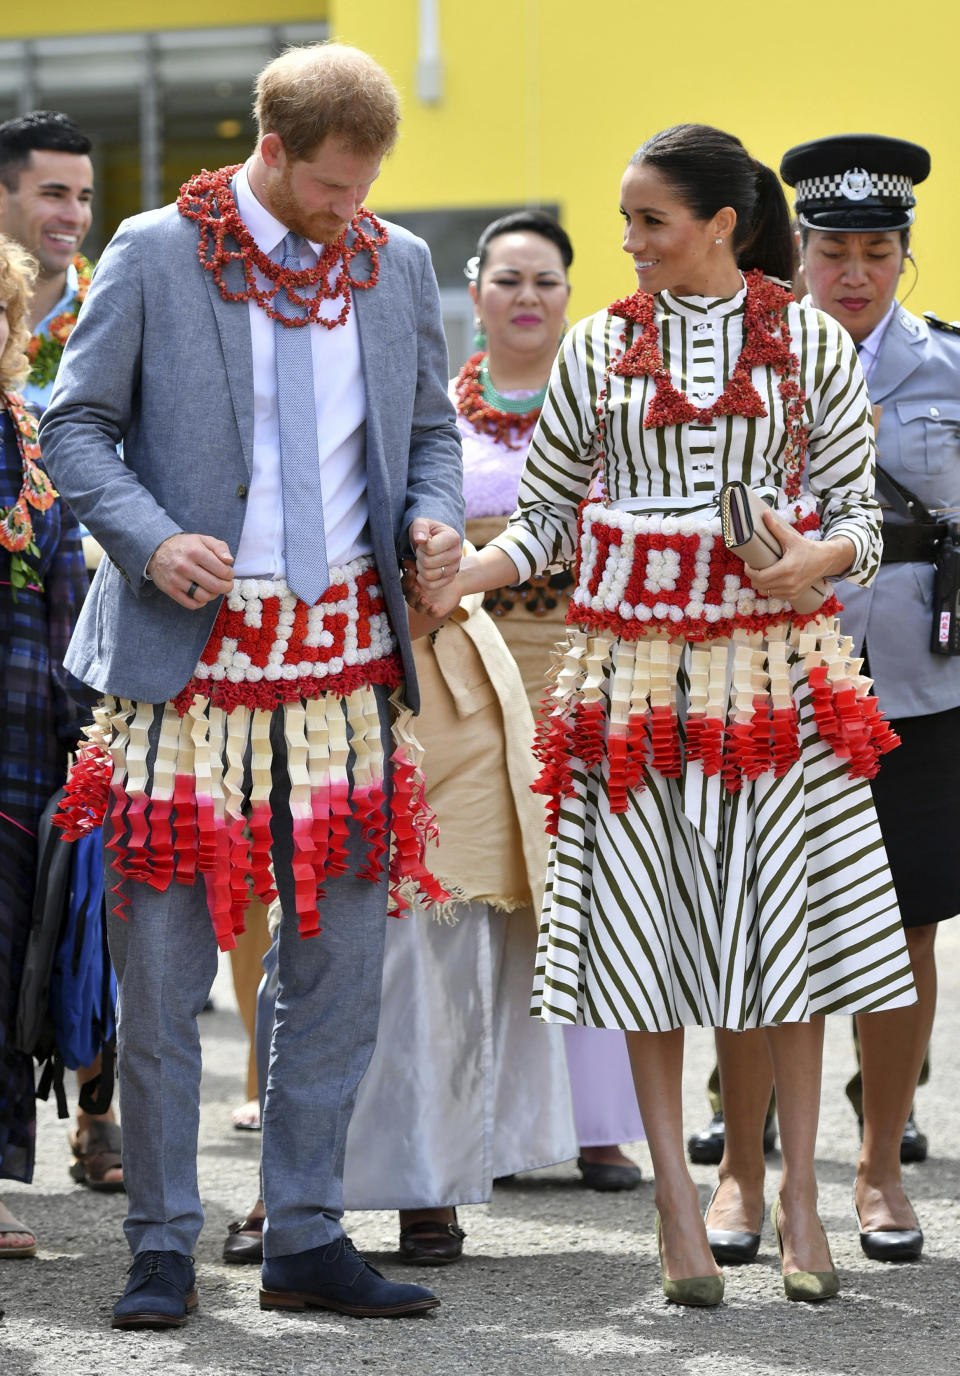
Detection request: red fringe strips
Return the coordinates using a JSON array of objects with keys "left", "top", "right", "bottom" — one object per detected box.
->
[
  {"left": 531, "top": 630, "right": 590, "bottom": 834},
  {"left": 55, "top": 682, "right": 448, "bottom": 952},
  {"left": 530, "top": 617, "right": 899, "bottom": 822}
]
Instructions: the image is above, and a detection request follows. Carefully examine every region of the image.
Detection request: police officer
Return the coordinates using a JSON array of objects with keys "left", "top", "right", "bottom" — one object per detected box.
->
[{"left": 699, "top": 135, "right": 959, "bottom": 1268}]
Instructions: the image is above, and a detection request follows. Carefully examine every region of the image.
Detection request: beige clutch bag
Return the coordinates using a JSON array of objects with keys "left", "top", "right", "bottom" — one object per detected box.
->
[{"left": 718, "top": 481, "right": 828, "bottom": 615}]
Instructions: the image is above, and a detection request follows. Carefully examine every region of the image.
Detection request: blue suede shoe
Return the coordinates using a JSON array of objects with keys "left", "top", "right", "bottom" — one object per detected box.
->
[
  {"left": 112, "top": 1250, "right": 198, "bottom": 1329},
  {"left": 260, "top": 1236, "right": 439, "bottom": 1318}
]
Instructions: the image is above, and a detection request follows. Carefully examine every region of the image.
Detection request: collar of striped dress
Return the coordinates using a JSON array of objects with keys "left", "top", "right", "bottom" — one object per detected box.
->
[{"left": 603, "top": 271, "right": 809, "bottom": 502}]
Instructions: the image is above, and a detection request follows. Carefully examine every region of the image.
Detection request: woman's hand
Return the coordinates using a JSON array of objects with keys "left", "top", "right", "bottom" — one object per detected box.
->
[
  {"left": 411, "top": 542, "right": 525, "bottom": 616},
  {"left": 743, "top": 508, "right": 854, "bottom": 601},
  {"left": 401, "top": 559, "right": 453, "bottom": 637},
  {"left": 408, "top": 569, "right": 467, "bottom": 621}
]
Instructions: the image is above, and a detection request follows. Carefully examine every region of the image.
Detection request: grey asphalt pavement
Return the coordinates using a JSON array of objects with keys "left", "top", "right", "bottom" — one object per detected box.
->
[{"left": 2, "top": 921, "right": 958, "bottom": 1376}]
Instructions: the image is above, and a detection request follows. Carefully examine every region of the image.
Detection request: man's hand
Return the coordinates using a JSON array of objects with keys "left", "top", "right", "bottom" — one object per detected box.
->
[
  {"left": 410, "top": 518, "right": 461, "bottom": 592},
  {"left": 744, "top": 509, "right": 854, "bottom": 601},
  {"left": 147, "top": 533, "right": 235, "bottom": 609}
]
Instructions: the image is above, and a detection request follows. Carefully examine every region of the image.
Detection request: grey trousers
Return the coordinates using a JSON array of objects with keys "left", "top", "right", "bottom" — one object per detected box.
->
[{"left": 107, "top": 687, "right": 392, "bottom": 1258}]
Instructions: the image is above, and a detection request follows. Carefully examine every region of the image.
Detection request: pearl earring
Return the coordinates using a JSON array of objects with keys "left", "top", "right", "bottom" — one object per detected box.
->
[{"left": 715, "top": 238, "right": 723, "bottom": 246}]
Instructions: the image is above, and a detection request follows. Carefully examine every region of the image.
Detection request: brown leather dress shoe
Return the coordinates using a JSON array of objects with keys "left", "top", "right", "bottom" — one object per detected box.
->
[
  {"left": 397, "top": 1213, "right": 466, "bottom": 1266},
  {"left": 222, "top": 1215, "right": 265, "bottom": 1265}
]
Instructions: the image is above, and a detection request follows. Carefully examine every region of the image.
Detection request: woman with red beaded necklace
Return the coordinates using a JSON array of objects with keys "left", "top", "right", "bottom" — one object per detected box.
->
[{"left": 414, "top": 125, "right": 916, "bottom": 1307}]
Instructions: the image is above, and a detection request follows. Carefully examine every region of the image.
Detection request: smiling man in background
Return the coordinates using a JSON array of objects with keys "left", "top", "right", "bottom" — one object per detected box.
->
[{"left": 0, "top": 110, "right": 94, "bottom": 411}]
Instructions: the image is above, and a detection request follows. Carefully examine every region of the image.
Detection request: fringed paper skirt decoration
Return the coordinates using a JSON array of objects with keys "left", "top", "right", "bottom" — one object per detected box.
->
[
  {"left": 532, "top": 501, "right": 900, "bottom": 833},
  {"left": 54, "top": 558, "right": 448, "bottom": 950}
]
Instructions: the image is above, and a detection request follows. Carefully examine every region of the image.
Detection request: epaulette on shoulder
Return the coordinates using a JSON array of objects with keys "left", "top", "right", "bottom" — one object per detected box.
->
[{"left": 923, "top": 311, "right": 960, "bottom": 336}]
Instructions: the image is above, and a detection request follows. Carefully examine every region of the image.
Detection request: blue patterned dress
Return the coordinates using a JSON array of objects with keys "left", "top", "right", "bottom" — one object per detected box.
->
[{"left": 0, "top": 401, "right": 92, "bottom": 1182}]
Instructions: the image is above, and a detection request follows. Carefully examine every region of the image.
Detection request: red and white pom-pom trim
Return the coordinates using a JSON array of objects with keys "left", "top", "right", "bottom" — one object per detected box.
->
[
  {"left": 570, "top": 497, "right": 839, "bottom": 643},
  {"left": 174, "top": 559, "right": 402, "bottom": 714}
]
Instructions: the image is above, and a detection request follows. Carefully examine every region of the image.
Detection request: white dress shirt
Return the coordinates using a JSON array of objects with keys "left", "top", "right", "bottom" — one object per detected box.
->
[
  {"left": 232, "top": 163, "right": 372, "bottom": 577},
  {"left": 853, "top": 300, "right": 897, "bottom": 382}
]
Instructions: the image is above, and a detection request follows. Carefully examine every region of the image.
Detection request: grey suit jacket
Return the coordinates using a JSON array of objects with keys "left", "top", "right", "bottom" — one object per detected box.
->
[
  {"left": 39, "top": 204, "right": 463, "bottom": 711},
  {"left": 836, "top": 305, "right": 960, "bottom": 717}
]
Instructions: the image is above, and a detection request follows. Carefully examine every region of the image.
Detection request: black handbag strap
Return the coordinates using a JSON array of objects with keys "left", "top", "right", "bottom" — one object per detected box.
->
[
  {"left": 36, "top": 1051, "right": 69, "bottom": 1119},
  {"left": 875, "top": 464, "right": 936, "bottom": 525}
]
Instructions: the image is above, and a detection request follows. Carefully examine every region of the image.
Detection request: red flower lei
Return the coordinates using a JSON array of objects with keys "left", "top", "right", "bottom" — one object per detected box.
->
[
  {"left": 605, "top": 270, "right": 808, "bottom": 500},
  {"left": 1, "top": 391, "right": 57, "bottom": 593},
  {"left": 177, "top": 164, "right": 388, "bottom": 330},
  {"left": 454, "top": 351, "right": 543, "bottom": 449}
]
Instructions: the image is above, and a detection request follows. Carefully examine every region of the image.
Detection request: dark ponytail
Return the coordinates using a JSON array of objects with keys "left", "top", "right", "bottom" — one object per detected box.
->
[
  {"left": 738, "top": 160, "right": 795, "bottom": 281},
  {"left": 631, "top": 124, "right": 795, "bottom": 282}
]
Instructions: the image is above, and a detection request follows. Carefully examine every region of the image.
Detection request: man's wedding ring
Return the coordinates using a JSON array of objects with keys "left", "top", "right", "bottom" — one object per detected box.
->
[
  {"left": 187, "top": 580, "right": 199, "bottom": 600},
  {"left": 440, "top": 565, "right": 446, "bottom": 578}
]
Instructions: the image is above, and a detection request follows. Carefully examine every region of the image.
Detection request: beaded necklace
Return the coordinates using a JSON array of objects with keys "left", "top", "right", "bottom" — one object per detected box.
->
[
  {"left": 0, "top": 392, "right": 57, "bottom": 594},
  {"left": 177, "top": 165, "right": 388, "bottom": 330},
  {"left": 454, "top": 351, "right": 547, "bottom": 449},
  {"left": 596, "top": 271, "right": 808, "bottom": 501}
]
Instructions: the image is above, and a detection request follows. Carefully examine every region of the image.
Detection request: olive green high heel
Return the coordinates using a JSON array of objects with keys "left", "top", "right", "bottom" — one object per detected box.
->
[
  {"left": 771, "top": 1197, "right": 840, "bottom": 1302},
  {"left": 655, "top": 1212, "right": 725, "bottom": 1307}
]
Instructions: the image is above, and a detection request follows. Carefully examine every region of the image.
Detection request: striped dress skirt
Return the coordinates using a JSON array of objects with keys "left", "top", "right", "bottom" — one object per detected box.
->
[{"left": 529, "top": 503, "right": 917, "bottom": 1032}]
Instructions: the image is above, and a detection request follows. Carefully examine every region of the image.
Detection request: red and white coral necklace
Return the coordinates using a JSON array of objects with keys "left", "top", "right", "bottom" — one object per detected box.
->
[
  {"left": 604, "top": 270, "right": 808, "bottom": 500},
  {"left": 177, "top": 164, "right": 388, "bottom": 330}
]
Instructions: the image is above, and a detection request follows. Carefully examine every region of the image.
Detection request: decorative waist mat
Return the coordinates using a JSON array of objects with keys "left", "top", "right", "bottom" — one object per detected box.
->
[
  {"left": 175, "top": 556, "right": 401, "bottom": 713},
  {"left": 55, "top": 565, "right": 447, "bottom": 951},
  {"left": 569, "top": 497, "right": 840, "bottom": 642},
  {"left": 531, "top": 619, "right": 900, "bottom": 834},
  {"left": 484, "top": 569, "right": 573, "bottom": 619}
]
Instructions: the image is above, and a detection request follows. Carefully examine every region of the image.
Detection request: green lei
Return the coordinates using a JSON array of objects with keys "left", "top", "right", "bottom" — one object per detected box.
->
[{"left": 26, "top": 254, "right": 94, "bottom": 391}]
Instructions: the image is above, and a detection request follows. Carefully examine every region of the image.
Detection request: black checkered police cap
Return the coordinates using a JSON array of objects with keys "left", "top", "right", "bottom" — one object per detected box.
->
[{"left": 780, "top": 134, "right": 930, "bottom": 232}]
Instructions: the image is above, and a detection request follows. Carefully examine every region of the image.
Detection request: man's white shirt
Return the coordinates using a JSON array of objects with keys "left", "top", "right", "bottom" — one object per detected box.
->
[{"left": 232, "top": 162, "right": 372, "bottom": 578}]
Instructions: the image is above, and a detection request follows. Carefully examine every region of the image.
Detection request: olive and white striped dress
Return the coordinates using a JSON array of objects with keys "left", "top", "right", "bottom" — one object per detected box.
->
[{"left": 489, "top": 279, "right": 916, "bottom": 1032}]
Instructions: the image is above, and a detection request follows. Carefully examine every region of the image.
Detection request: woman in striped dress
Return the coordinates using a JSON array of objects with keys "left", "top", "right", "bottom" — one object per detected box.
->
[{"left": 414, "top": 124, "right": 916, "bottom": 1306}]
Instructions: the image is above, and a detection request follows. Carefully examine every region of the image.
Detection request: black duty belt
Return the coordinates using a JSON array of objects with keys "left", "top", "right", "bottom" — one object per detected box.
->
[{"left": 880, "top": 520, "right": 942, "bottom": 564}]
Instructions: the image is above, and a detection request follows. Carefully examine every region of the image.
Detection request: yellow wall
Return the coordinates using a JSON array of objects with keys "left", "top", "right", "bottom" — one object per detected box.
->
[
  {"left": 1, "top": 3, "right": 327, "bottom": 37},
  {"left": 333, "top": 0, "right": 960, "bottom": 322}
]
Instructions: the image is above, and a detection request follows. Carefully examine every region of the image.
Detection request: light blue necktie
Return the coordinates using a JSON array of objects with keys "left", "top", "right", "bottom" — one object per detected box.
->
[{"left": 274, "top": 231, "right": 329, "bottom": 606}]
